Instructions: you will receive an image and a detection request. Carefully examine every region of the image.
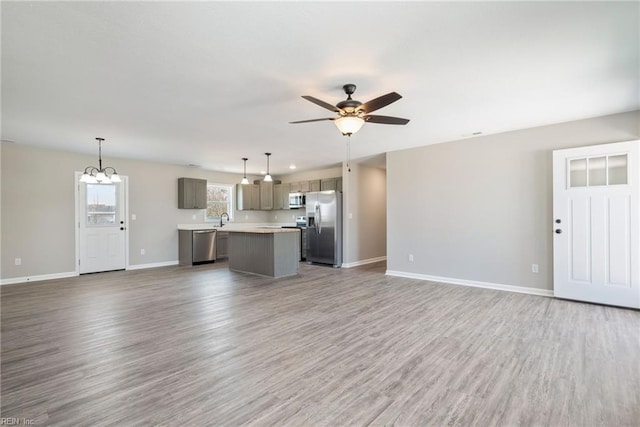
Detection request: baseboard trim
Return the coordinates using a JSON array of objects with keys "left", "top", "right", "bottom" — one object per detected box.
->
[
  {"left": 0, "top": 271, "right": 78, "bottom": 286},
  {"left": 127, "top": 260, "right": 179, "bottom": 271},
  {"left": 385, "top": 270, "right": 553, "bottom": 297},
  {"left": 342, "top": 256, "right": 387, "bottom": 268}
]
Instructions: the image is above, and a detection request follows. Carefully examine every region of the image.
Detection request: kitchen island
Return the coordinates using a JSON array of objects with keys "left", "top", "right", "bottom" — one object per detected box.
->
[{"left": 228, "top": 228, "right": 300, "bottom": 278}]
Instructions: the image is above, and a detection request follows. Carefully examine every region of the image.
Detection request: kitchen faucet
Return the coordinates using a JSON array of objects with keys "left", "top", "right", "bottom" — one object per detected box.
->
[{"left": 220, "top": 212, "right": 229, "bottom": 227}]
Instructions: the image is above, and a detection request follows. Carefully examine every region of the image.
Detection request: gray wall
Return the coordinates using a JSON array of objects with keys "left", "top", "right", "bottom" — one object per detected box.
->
[
  {"left": 387, "top": 110, "right": 639, "bottom": 291},
  {"left": 343, "top": 162, "right": 387, "bottom": 265},
  {"left": 0, "top": 143, "right": 269, "bottom": 280}
]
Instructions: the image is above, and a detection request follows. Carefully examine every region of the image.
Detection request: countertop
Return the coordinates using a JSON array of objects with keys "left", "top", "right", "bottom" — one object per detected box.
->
[
  {"left": 177, "top": 222, "right": 295, "bottom": 231},
  {"left": 226, "top": 228, "right": 300, "bottom": 234}
]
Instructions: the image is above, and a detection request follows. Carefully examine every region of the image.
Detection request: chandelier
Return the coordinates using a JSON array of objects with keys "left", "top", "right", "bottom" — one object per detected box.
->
[{"left": 79, "top": 137, "right": 121, "bottom": 184}]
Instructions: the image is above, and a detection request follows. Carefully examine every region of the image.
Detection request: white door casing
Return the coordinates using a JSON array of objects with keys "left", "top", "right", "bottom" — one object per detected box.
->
[
  {"left": 77, "top": 174, "right": 128, "bottom": 274},
  {"left": 552, "top": 140, "right": 639, "bottom": 308}
]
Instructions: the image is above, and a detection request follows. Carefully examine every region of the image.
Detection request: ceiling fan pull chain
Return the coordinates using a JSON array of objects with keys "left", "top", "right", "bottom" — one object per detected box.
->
[{"left": 347, "top": 134, "right": 351, "bottom": 172}]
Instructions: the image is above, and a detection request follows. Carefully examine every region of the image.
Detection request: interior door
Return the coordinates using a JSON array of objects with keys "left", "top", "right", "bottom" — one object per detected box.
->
[
  {"left": 78, "top": 176, "right": 127, "bottom": 273},
  {"left": 552, "top": 140, "right": 639, "bottom": 308}
]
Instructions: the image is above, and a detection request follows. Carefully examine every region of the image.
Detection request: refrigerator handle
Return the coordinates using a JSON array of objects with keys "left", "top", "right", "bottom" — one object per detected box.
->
[{"left": 315, "top": 202, "right": 321, "bottom": 235}]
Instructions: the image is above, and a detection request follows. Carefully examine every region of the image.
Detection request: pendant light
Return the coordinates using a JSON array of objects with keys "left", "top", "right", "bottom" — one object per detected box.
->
[
  {"left": 263, "top": 153, "right": 273, "bottom": 182},
  {"left": 79, "top": 137, "right": 121, "bottom": 184},
  {"left": 240, "top": 157, "right": 249, "bottom": 185}
]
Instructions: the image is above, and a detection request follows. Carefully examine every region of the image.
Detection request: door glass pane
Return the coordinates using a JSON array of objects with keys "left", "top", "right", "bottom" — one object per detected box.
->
[
  {"left": 608, "top": 154, "right": 628, "bottom": 185},
  {"left": 588, "top": 157, "right": 606, "bottom": 186},
  {"left": 569, "top": 158, "right": 587, "bottom": 188},
  {"left": 86, "top": 184, "right": 118, "bottom": 225}
]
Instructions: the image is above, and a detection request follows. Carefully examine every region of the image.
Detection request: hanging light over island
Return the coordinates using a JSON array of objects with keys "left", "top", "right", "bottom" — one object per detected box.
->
[
  {"left": 241, "top": 157, "right": 249, "bottom": 185},
  {"left": 263, "top": 153, "right": 273, "bottom": 182}
]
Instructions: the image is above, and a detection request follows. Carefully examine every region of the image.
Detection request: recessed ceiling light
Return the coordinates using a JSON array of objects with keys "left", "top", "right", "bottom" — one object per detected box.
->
[
  {"left": 289, "top": 164, "right": 296, "bottom": 170},
  {"left": 187, "top": 164, "right": 200, "bottom": 168}
]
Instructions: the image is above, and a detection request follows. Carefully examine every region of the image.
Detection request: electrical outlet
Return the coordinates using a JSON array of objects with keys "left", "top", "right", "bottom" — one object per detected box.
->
[
  {"left": 131, "top": 214, "right": 137, "bottom": 220},
  {"left": 15, "top": 257, "right": 21, "bottom": 266},
  {"left": 408, "top": 254, "right": 414, "bottom": 262},
  {"left": 348, "top": 213, "right": 353, "bottom": 219},
  {"left": 532, "top": 264, "right": 539, "bottom": 273},
  {"left": 245, "top": 214, "right": 249, "bottom": 220},
  {"left": 141, "top": 249, "right": 146, "bottom": 255},
  {"left": 292, "top": 214, "right": 295, "bottom": 219},
  {"left": 275, "top": 215, "right": 278, "bottom": 220},
  {"left": 192, "top": 214, "right": 196, "bottom": 220}
]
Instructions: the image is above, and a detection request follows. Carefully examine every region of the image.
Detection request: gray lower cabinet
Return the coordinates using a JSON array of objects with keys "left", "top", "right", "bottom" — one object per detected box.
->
[
  {"left": 178, "top": 178, "right": 207, "bottom": 209},
  {"left": 301, "top": 228, "right": 307, "bottom": 260},
  {"left": 228, "top": 231, "right": 299, "bottom": 278},
  {"left": 216, "top": 231, "right": 229, "bottom": 258}
]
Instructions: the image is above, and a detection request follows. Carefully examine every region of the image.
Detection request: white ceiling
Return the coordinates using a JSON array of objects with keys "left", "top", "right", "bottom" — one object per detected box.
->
[{"left": 2, "top": 1, "right": 638, "bottom": 176}]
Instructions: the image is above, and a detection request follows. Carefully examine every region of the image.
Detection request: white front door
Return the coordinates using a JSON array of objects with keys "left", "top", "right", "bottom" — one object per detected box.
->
[
  {"left": 552, "top": 140, "right": 639, "bottom": 308},
  {"left": 78, "top": 176, "right": 127, "bottom": 273}
]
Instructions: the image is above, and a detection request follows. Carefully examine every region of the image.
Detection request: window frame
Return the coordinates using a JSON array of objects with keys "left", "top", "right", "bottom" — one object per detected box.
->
[
  {"left": 85, "top": 182, "right": 119, "bottom": 226},
  {"left": 204, "top": 182, "right": 234, "bottom": 222}
]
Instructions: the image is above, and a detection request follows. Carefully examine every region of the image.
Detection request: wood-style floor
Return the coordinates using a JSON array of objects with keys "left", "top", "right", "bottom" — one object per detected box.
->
[{"left": 2, "top": 261, "right": 639, "bottom": 426}]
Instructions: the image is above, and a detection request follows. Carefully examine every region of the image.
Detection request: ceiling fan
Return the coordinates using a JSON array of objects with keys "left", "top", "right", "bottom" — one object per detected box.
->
[{"left": 290, "top": 84, "right": 410, "bottom": 136}]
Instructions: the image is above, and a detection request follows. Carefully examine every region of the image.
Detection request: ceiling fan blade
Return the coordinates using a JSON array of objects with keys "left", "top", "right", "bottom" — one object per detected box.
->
[
  {"left": 301, "top": 96, "right": 341, "bottom": 112},
  {"left": 289, "top": 117, "right": 335, "bottom": 124},
  {"left": 364, "top": 115, "right": 410, "bottom": 125},
  {"left": 358, "top": 92, "right": 402, "bottom": 114}
]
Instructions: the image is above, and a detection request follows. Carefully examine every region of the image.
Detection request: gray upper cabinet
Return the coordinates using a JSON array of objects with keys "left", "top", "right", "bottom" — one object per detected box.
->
[
  {"left": 255, "top": 179, "right": 281, "bottom": 210},
  {"left": 236, "top": 183, "right": 260, "bottom": 210},
  {"left": 319, "top": 177, "right": 342, "bottom": 192},
  {"left": 178, "top": 178, "right": 207, "bottom": 209},
  {"left": 259, "top": 180, "right": 273, "bottom": 210},
  {"left": 298, "top": 180, "right": 310, "bottom": 193},
  {"left": 283, "top": 178, "right": 344, "bottom": 194},
  {"left": 273, "top": 183, "right": 289, "bottom": 210}
]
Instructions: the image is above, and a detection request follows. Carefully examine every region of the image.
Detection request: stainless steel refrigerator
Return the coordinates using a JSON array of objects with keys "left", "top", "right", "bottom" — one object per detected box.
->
[{"left": 305, "top": 191, "right": 342, "bottom": 267}]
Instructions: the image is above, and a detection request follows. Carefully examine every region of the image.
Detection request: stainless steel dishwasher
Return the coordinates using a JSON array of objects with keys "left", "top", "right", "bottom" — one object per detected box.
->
[{"left": 179, "top": 229, "right": 217, "bottom": 265}]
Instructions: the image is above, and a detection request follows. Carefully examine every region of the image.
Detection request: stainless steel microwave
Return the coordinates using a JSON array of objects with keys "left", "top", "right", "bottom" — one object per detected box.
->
[{"left": 289, "top": 193, "right": 305, "bottom": 209}]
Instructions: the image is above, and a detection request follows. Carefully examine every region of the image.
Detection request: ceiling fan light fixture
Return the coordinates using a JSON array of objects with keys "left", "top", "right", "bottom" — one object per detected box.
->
[{"left": 334, "top": 116, "right": 365, "bottom": 136}]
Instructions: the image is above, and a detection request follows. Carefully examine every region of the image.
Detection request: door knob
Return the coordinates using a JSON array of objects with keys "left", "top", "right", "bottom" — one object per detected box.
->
[
  {"left": 555, "top": 219, "right": 561, "bottom": 224},
  {"left": 555, "top": 229, "right": 562, "bottom": 234},
  {"left": 120, "top": 227, "right": 125, "bottom": 231}
]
